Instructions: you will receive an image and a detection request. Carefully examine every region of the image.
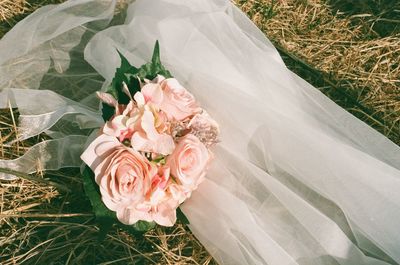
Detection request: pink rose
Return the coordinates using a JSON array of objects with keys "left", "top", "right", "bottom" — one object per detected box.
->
[
  {"left": 81, "top": 134, "right": 157, "bottom": 225},
  {"left": 167, "top": 134, "right": 210, "bottom": 195},
  {"left": 159, "top": 78, "right": 201, "bottom": 121}
]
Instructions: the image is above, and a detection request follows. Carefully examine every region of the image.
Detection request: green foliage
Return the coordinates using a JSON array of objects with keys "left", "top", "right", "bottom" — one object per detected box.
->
[
  {"left": 242, "top": 0, "right": 277, "bottom": 20},
  {"left": 101, "top": 41, "right": 172, "bottom": 121},
  {"left": 177, "top": 207, "right": 190, "bottom": 225},
  {"left": 262, "top": 0, "right": 278, "bottom": 20},
  {"left": 137, "top": 40, "right": 173, "bottom": 79},
  {"left": 105, "top": 51, "right": 138, "bottom": 105},
  {"left": 328, "top": 0, "right": 400, "bottom": 36},
  {"left": 131, "top": 220, "right": 156, "bottom": 232},
  {"left": 82, "top": 166, "right": 116, "bottom": 221},
  {"left": 101, "top": 103, "right": 116, "bottom": 121}
]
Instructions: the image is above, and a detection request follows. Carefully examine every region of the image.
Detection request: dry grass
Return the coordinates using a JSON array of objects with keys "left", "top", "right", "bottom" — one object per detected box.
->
[
  {"left": 0, "top": 0, "right": 26, "bottom": 21},
  {"left": 1, "top": 0, "right": 400, "bottom": 264},
  {"left": 0, "top": 0, "right": 66, "bottom": 37}
]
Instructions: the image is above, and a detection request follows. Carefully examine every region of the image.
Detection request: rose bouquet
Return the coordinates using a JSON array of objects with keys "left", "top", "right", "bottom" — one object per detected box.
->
[{"left": 81, "top": 42, "right": 219, "bottom": 231}]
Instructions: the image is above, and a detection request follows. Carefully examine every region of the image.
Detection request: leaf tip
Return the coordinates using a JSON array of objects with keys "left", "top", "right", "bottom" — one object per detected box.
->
[{"left": 151, "top": 40, "right": 161, "bottom": 64}]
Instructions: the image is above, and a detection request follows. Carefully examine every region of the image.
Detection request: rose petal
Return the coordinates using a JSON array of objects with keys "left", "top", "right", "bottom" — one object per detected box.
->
[
  {"left": 154, "top": 134, "right": 175, "bottom": 155},
  {"left": 131, "top": 132, "right": 153, "bottom": 152},
  {"left": 159, "top": 78, "right": 201, "bottom": 121},
  {"left": 81, "top": 134, "right": 119, "bottom": 169},
  {"left": 152, "top": 201, "right": 177, "bottom": 227},
  {"left": 153, "top": 75, "right": 166, "bottom": 84},
  {"left": 116, "top": 207, "right": 138, "bottom": 225},
  {"left": 141, "top": 83, "right": 163, "bottom": 105},
  {"left": 94, "top": 137, "right": 121, "bottom": 157},
  {"left": 134, "top": 92, "right": 145, "bottom": 106},
  {"left": 122, "top": 101, "right": 136, "bottom": 116},
  {"left": 141, "top": 108, "right": 159, "bottom": 140}
]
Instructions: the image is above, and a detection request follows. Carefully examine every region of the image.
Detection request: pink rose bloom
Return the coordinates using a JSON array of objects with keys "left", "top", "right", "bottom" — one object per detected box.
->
[
  {"left": 81, "top": 134, "right": 157, "bottom": 225},
  {"left": 159, "top": 78, "right": 201, "bottom": 121},
  {"left": 167, "top": 134, "right": 210, "bottom": 195}
]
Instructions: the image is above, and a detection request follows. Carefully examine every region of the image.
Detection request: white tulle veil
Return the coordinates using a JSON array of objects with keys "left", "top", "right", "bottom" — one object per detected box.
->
[{"left": 1, "top": 0, "right": 399, "bottom": 264}]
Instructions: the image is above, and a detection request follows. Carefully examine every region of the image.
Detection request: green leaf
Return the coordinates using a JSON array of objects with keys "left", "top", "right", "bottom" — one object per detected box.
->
[
  {"left": 105, "top": 50, "right": 139, "bottom": 104},
  {"left": 150, "top": 41, "right": 173, "bottom": 78},
  {"left": 151, "top": 156, "right": 166, "bottom": 165},
  {"left": 116, "top": 222, "right": 152, "bottom": 237},
  {"left": 82, "top": 166, "right": 116, "bottom": 221},
  {"left": 117, "top": 50, "right": 136, "bottom": 74},
  {"left": 101, "top": 50, "right": 139, "bottom": 121},
  {"left": 134, "top": 41, "right": 173, "bottom": 80},
  {"left": 132, "top": 220, "right": 156, "bottom": 232},
  {"left": 82, "top": 166, "right": 115, "bottom": 241},
  {"left": 177, "top": 207, "right": 190, "bottom": 225},
  {"left": 151, "top": 40, "right": 161, "bottom": 66},
  {"left": 101, "top": 103, "right": 116, "bottom": 122}
]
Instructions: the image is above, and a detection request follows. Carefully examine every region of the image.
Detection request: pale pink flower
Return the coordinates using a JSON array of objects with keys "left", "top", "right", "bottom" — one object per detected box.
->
[
  {"left": 167, "top": 134, "right": 210, "bottom": 194},
  {"left": 150, "top": 167, "right": 186, "bottom": 205},
  {"left": 159, "top": 78, "right": 201, "bottom": 121},
  {"left": 168, "top": 182, "right": 188, "bottom": 204},
  {"left": 145, "top": 167, "right": 180, "bottom": 226},
  {"left": 80, "top": 134, "right": 157, "bottom": 225},
  {"left": 121, "top": 100, "right": 138, "bottom": 116},
  {"left": 130, "top": 106, "right": 175, "bottom": 155},
  {"left": 134, "top": 83, "right": 163, "bottom": 107},
  {"left": 102, "top": 94, "right": 174, "bottom": 154},
  {"left": 97, "top": 91, "right": 138, "bottom": 117},
  {"left": 188, "top": 111, "right": 219, "bottom": 147},
  {"left": 102, "top": 114, "right": 137, "bottom": 142},
  {"left": 152, "top": 75, "right": 166, "bottom": 84},
  {"left": 101, "top": 100, "right": 142, "bottom": 142},
  {"left": 150, "top": 199, "right": 179, "bottom": 226}
]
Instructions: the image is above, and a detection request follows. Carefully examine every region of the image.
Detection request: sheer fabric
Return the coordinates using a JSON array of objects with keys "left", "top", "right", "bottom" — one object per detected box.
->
[{"left": 0, "top": 0, "right": 399, "bottom": 264}]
